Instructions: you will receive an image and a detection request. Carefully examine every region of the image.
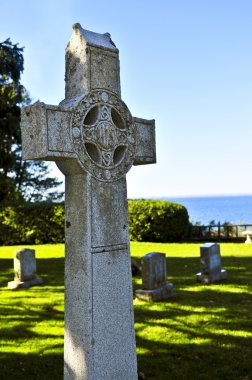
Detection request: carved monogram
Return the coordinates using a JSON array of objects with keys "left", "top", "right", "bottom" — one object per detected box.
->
[{"left": 71, "top": 90, "right": 136, "bottom": 182}]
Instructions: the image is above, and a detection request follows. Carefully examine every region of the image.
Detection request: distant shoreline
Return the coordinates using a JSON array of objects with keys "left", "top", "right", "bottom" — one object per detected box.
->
[{"left": 129, "top": 195, "right": 252, "bottom": 225}]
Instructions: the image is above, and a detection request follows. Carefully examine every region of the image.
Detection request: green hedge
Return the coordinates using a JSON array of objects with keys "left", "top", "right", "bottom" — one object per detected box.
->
[
  {"left": 0, "top": 199, "right": 189, "bottom": 245},
  {"left": 0, "top": 202, "right": 65, "bottom": 245},
  {"left": 128, "top": 199, "right": 189, "bottom": 242}
]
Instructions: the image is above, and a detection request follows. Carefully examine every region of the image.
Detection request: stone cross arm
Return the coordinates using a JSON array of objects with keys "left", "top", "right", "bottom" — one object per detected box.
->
[
  {"left": 21, "top": 101, "right": 156, "bottom": 171},
  {"left": 21, "top": 102, "right": 74, "bottom": 162}
]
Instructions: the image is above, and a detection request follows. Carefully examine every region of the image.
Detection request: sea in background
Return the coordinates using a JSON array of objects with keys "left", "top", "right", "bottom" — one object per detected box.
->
[{"left": 166, "top": 195, "right": 252, "bottom": 225}]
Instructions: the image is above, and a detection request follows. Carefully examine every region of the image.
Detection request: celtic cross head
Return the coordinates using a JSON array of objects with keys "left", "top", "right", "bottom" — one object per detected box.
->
[{"left": 71, "top": 90, "right": 136, "bottom": 182}]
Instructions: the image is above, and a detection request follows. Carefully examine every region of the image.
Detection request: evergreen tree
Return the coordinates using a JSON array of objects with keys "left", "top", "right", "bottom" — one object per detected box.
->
[{"left": 0, "top": 38, "right": 63, "bottom": 203}]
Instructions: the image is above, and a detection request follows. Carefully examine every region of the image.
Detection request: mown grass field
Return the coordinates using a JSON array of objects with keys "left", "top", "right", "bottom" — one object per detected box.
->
[{"left": 0, "top": 243, "right": 252, "bottom": 380}]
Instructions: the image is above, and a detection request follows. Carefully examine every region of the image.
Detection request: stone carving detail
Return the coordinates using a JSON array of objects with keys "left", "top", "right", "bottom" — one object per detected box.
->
[{"left": 71, "top": 90, "right": 136, "bottom": 181}]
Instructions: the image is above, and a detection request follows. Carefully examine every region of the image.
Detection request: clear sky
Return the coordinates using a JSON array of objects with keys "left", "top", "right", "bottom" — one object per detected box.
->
[{"left": 1, "top": 0, "right": 252, "bottom": 198}]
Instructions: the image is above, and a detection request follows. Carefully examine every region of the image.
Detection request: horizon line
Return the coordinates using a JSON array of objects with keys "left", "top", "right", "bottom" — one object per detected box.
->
[{"left": 128, "top": 193, "right": 252, "bottom": 199}]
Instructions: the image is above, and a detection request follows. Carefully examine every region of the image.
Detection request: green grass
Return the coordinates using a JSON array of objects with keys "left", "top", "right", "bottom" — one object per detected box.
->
[{"left": 0, "top": 243, "right": 252, "bottom": 379}]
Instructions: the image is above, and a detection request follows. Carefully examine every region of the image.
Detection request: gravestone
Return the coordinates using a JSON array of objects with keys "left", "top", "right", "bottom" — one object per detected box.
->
[
  {"left": 196, "top": 243, "right": 227, "bottom": 284},
  {"left": 21, "top": 24, "right": 156, "bottom": 380},
  {"left": 136, "top": 252, "right": 173, "bottom": 301},
  {"left": 8, "top": 248, "right": 43, "bottom": 290}
]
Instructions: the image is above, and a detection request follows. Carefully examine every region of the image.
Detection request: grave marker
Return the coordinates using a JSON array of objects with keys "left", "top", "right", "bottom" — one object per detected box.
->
[
  {"left": 8, "top": 248, "right": 43, "bottom": 290},
  {"left": 196, "top": 243, "right": 227, "bottom": 284},
  {"left": 21, "top": 24, "right": 156, "bottom": 379},
  {"left": 136, "top": 252, "right": 173, "bottom": 301}
]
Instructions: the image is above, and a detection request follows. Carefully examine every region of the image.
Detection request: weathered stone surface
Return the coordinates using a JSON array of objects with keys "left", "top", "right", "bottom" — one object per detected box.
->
[
  {"left": 142, "top": 252, "right": 167, "bottom": 290},
  {"left": 8, "top": 277, "right": 43, "bottom": 290},
  {"left": 21, "top": 24, "right": 156, "bottom": 380},
  {"left": 92, "top": 251, "right": 137, "bottom": 379},
  {"left": 196, "top": 243, "right": 227, "bottom": 284},
  {"left": 136, "top": 283, "right": 173, "bottom": 302},
  {"left": 65, "top": 23, "right": 121, "bottom": 100},
  {"left": 15, "top": 248, "right": 36, "bottom": 281},
  {"left": 8, "top": 249, "right": 43, "bottom": 290},
  {"left": 136, "top": 252, "right": 173, "bottom": 301}
]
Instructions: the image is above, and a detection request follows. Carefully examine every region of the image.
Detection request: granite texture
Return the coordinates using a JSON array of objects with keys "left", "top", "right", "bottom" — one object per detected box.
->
[
  {"left": 142, "top": 252, "right": 167, "bottom": 290},
  {"left": 196, "top": 243, "right": 227, "bottom": 284},
  {"left": 8, "top": 277, "right": 43, "bottom": 290},
  {"left": 136, "top": 252, "right": 173, "bottom": 302},
  {"left": 8, "top": 249, "right": 43, "bottom": 290},
  {"left": 21, "top": 23, "right": 156, "bottom": 380},
  {"left": 136, "top": 283, "right": 173, "bottom": 302},
  {"left": 196, "top": 269, "right": 227, "bottom": 284}
]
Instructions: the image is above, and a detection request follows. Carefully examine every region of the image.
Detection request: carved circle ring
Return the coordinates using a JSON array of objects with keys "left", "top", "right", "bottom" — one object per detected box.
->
[{"left": 71, "top": 90, "right": 136, "bottom": 182}]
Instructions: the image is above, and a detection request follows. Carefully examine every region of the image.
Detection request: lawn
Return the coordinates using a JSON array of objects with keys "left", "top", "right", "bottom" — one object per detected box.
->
[{"left": 0, "top": 243, "right": 252, "bottom": 380}]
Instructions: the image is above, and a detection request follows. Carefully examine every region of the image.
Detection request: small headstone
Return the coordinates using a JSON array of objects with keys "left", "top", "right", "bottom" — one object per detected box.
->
[
  {"left": 196, "top": 243, "right": 227, "bottom": 284},
  {"left": 136, "top": 252, "right": 173, "bottom": 301},
  {"left": 8, "top": 249, "right": 43, "bottom": 290}
]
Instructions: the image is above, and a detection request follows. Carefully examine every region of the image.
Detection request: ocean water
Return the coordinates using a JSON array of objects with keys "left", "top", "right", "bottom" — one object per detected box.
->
[{"left": 167, "top": 195, "right": 252, "bottom": 225}]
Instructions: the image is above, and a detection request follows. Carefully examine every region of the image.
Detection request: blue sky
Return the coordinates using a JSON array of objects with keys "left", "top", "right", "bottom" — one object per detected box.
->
[{"left": 1, "top": 0, "right": 252, "bottom": 198}]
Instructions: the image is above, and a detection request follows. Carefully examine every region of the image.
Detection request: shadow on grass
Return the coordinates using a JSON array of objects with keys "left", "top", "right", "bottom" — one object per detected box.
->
[
  {"left": 136, "top": 340, "right": 252, "bottom": 380},
  {"left": 0, "top": 353, "right": 63, "bottom": 380},
  {"left": 0, "top": 258, "right": 65, "bottom": 380},
  {"left": 0, "top": 255, "right": 251, "bottom": 379},
  {"left": 133, "top": 255, "right": 252, "bottom": 379},
  {"left": 135, "top": 297, "right": 252, "bottom": 379}
]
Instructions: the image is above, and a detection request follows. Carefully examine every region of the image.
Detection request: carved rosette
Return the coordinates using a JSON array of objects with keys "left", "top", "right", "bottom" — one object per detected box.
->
[{"left": 71, "top": 90, "right": 136, "bottom": 181}]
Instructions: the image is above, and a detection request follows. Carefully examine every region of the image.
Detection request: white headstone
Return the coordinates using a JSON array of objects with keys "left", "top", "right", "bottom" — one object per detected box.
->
[
  {"left": 8, "top": 248, "right": 43, "bottom": 290},
  {"left": 136, "top": 252, "right": 173, "bottom": 301},
  {"left": 196, "top": 243, "right": 227, "bottom": 284},
  {"left": 21, "top": 24, "right": 156, "bottom": 379}
]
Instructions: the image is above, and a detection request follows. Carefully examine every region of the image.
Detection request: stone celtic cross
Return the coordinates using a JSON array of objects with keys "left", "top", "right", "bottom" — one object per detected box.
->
[{"left": 21, "top": 24, "right": 156, "bottom": 380}]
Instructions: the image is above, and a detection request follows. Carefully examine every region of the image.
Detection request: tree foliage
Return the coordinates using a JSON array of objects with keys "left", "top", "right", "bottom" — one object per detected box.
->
[
  {"left": 0, "top": 38, "right": 63, "bottom": 203},
  {"left": 0, "top": 202, "right": 65, "bottom": 245}
]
